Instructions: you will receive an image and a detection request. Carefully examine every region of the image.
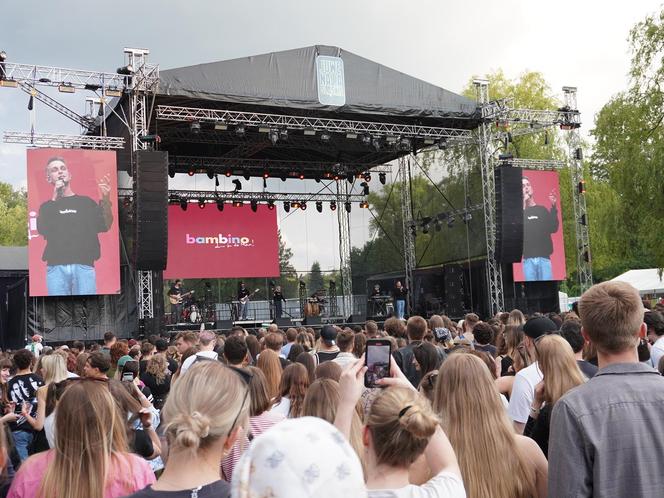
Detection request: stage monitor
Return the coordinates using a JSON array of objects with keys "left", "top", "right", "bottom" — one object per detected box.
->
[
  {"left": 513, "top": 169, "right": 566, "bottom": 282},
  {"left": 164, "top": 204, "right": 280, "bottom": 279},
  {"left": 27, "top": 149, "right": 121, "bottom": 297}
]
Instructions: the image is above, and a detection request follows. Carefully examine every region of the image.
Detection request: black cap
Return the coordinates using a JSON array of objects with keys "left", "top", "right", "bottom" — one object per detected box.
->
[
  {"left": 320, "top": 325, "right": 338, "bottom": 345},
  {"left": 523, "top": 316, "right": 558, "bottom": 339}
]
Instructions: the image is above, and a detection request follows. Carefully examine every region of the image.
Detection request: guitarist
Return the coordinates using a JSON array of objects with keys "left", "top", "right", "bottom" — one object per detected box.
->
[
  {"left": 237, "top": 281, "right": 250, "bottom": 320},
  {"left": 168, "top": 279, "right": 185, "bottom": 324}
]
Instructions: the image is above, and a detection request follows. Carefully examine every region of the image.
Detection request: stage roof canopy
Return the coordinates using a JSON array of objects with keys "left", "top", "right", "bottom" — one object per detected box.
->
[{"left": 611, "top": 269, "right": 664, "bottom": 296}]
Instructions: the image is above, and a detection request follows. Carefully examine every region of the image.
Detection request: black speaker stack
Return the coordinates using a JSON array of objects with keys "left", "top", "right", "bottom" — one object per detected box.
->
[{"left": 494, "top": 166, "right": 524, "bottom": 263}]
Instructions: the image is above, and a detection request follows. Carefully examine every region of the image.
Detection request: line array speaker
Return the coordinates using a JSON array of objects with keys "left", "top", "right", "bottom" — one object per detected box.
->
[
  {"left": 134, "top": 151, "right": 168, "bottom": 270},
  {"left": 494, "top": 166, "right": 524, "bottom": 263}
]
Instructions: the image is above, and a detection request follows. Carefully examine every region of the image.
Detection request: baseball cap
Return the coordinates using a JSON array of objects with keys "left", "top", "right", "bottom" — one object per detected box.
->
[
  {"left": 320, "top": 325, "right": 338, "bottom": 345},
  {"left": 522, "top": 316, "right": 558, "bottom": 340},
  {"left": 117, "top": 354, "right": 133, "bottom": 369}
]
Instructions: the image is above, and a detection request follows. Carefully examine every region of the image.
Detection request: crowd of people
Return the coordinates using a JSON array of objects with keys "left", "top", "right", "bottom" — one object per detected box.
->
[{"left": 0, "top": 280, "right": 661, "bottom": 497}]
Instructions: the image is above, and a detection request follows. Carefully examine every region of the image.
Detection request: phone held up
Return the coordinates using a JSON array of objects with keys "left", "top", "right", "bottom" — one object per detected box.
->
[{"left": 364, "top": 338, "right": 392, "bottom": 388}]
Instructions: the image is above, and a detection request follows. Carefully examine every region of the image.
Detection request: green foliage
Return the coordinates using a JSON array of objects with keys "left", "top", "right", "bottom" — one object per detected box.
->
[
  {"left": 307, "top": 261, "right": 325, "bottom": 293},
  {"left": 0, "top": 182, "right": 27, "bottom": 246}
]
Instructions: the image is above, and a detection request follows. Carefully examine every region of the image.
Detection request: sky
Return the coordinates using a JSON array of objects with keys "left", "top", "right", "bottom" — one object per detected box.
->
[{"left": 0, "top": 0, "right": 660, "bottom": 273}]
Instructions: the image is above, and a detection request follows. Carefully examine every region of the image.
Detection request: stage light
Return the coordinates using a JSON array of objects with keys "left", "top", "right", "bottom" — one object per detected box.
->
[
  {"left": 85, "top": 83, "right": 102, "bottom": 92},
  {"left": 304, "top": 128, "right": 316, "bottom": 136},
  {"left": 437, "top": 138, "right": 447, "bottom": 150},
  {"left": 422, "top": 223, "right": 429, "bottom": 234},
  {"left": 320, "top": 131, "right": 331, "bottom": 143},
  {"left": 398, "top": 137, "right": 412, "bottom": 152},
  {"left": 269, "top": 128, "right": 279, "bottom": 145},
  {"left": 298, "top": 172, "right": 305, "bottom": 180},
  {"left": 279, "top": 129, "right": 288, "bottom": 141},
  {"left": 346, "top": 132, "right": 358, "bottom": 139},
  {"left": 361, "top": 134, "right": 372, "bottom": 146},
  {"left": 291, "top": 201, "right": 300, "bottom": 209},
  {"left": 435, "top": 220, "right": 442, "bottom": 232},
  {"left": 258, "top": 127, "right": 270, "bottom": 133},
  {"left": 360, "top": 201, "right": 369, "bottom": 209},
  {"left": 583, "top": 249, "right": 591, "bottom": 263},
  {"left": 363, "top": 173, "right": 371, "bottom": 182},
  {"left": 360, "top": 182, "right": 369, "bottom": 195},
  {"left": 232, "top": 179, "right": 242, "bottom": 191},
  {"left": 330, "top": 201, "right": 337, "bottom": 211},
  {"left": 314, "top": 172, "right": 322, "bottom": 183},
  {"left": 38, "top": 78, "right": 51, "bottom": 83},
  {"left": 27, "top": 95, "right": 34, "bottom": 111},
  {"left": 372, "top": 137, "right": 381, "bottom": 151},
  {"left": 243, "top": 172, "right": 251, "bottom": 181},
  {"left": 123, "top": 197, "right": 131, "bottom": 208},
  {"left": 316, "top": 201, "right": 323, "bottom": 213},
  {"left": 225, "top": 169, "right": 232, "bottom": 177},
  {"left": 323, "top": 172, "right": 334, "bottom": 179},
  {"left": 280, "top": 172, "right": 287, "bottom": 182},
  {"left": 116, "top": 64, "right": 134, "bottom": 75},
  {"left": 447, "top": 216, "right": 455, "bottom": 228},
  {"left": 190, "top": 121, "right": 201, "bottom": 134},
  {"left": 267, "top": 200, "right": 275, "bottom": 210},
  {"left": 423, "top": 137, "right": 436, "bottom": 145},
  {"left": 187, "top": 167, "right": 195, "bottom": 176},
  {"left": 284, "top": 201, "right": 291, "bottom": 213},
  {"left": 575, "top": 147, "right": 583, "bottom": 160},
  {"left": 235, "top": 124, "right": 246, "bottom": 137},
  {"left": 578, "top": 180, "right": 586, "bottom": 194},
  {"left": 300, "top": 201, "right": 307, "bottom": 211},
  {"left": 206, "top": 168, "right": 214, "bottom": 180},
  {"left": 463, "top": 212, "right": 473, "bottom": 223},
  {"left": 0, "top": 51, "right": 6, "bottom": 62},
  {"left": 379, "top": 172, "right": 386, "bottom": 185},
  {"left": 215, "top": 174, "right": 220, "bottom": 187},
  {"left": 58, "top": 83, "right": 75, "bottom": 94},
  {"left": 345, "top": 201, "right": 351, "bottom": 213},
  {"left": 386, "top": 136, "right": 398, "bottom": 145},
  {"left": 105, "top": 87, "right": 122, "bottom": 98},
  {"left": 180, "top": 199, "right": 188, "bottom": 211},
  {"left": 250, "top": 200, "right": 258, "bottom": 212},
  {"left": 168, "top": 166, "right": 175, "bottom": 178},
  {"left": 216, "top": 199, "right": 224, "bottom": 212},
  {"left": 0, "top": 80, "right": 18, "bottom": 88},
  {"left": 198, "top": 198, "right": 206, "bottom": 209},
  {"left": 233, "top": 200, "right": 243, "bottom": 207},
  {"left": 333, "top": 173, "right": 341, "bottom": 181},
  {"left": 579, "top": 214, "right": 587, "bottom": 226}
]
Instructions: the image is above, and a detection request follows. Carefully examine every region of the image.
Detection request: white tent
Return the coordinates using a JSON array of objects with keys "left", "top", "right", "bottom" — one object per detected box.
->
[{"left": 611, "top": 269, "right": 664, "bottom": 296}]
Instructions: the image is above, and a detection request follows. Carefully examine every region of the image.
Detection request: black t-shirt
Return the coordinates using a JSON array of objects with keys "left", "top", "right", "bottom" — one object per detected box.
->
[
  {"left": 238, "top": 288, "right": 249, "bottom": 300},
  {"left": 168, "top": 285, "right": 182, "bottom": 298},
  {"left": 37, "top": 195, "right": 111, "bottom": 266},
  {"left": 523, "top": 205, "right": 559, "bottom": 258},
  {"left": 140, "top": 372, "right": 171, "bottom": 399},
  {"left": 125, "top": 480, "right": 231, "bottom": 498},
  {"left": 273, "top": 291, "right": 285, "bottom": 303},
  {"left": 393, "top": 287, "right": 408, "bottom": 300},
  {"left": 7, "top": 373, "right": 44, "bottom": 432},
  {"left": 316, "top": 350, "right": 340, "bottom": 363},
  {"left": 132, "top": 429, "right": 154, "bottom": 459},
  {"left": 166, "top": 357, "right": 178, "bottom": 375}
]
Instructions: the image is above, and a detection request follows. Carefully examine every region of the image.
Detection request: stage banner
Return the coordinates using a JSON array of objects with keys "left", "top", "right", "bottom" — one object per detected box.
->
[
  {"left": 513, "top": 169, "right": 566, "bottom": 282},
  {"left": 164, "top": 204, "right": 280, "bottom": 279},
  {"left": 27, "top": 149, "right": 120, "bottom": 296}
]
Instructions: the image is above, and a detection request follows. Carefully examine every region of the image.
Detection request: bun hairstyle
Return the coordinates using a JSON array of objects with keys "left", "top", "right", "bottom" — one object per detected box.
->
[
  {"left": 162, "top": 361, "right": 248, "bottom": 453},
  {"left": 366, "top": 386, "right": 438, "bottom": 467}
]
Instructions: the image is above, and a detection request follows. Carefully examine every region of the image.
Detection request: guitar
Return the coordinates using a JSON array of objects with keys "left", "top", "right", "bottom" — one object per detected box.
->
[
  {"left": 169, "top": 290, "right": 194, "bottom": 305},
  {"left": 240, "top": 289, "right": 260, "bottom": 304}
]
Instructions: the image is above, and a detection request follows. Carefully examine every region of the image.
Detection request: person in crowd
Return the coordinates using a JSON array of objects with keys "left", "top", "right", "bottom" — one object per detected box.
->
[
  {"left": 7, "top": 350, "right": 43, "bottom": 462},
  {"left": 434, "top": 353, "right": 547, "bottom": 498},
  {"left": 280, "top": 328, "right": 298, "bottom": 358},
  {"left": 412, "top": 341, "right": 442, "bottom": 380},
  {"left": 549, "top": 281, "right": 664, "bottom": 497},
  {"left": 139, "top": 354, "right": 171, "bottom": 411},
  {"left": 101, "top": 331, "right": 116, "bottom": 356},
  {"left": 8, "top": 379, "right": 154, "bottom": 498},
  {"left": 83, "top": 352, "right": 111, "bottom": 380},
  {"left": 353, "top": 332, "right": 367, "bottom": 359},
  {"left": 286, "top": 344, "right": 305, "bottom": 363},
  {"left": 315, "top": 326, "right": 340, "bottom": 363},
  {"left": 154, "top": 339, "right": 178, "bottom": 375},
  {"left": 644, "top": 309, "right": 664, "bottom": 368},
  {"left": 429, "top": 315, "right": 454, "bottom": 350},
  {"left": 264, "top": 333, "right": 289, "bottom": 369},
  {"left": 173, "top": 331, "right": 198, "bottom": 357},
  {"left": 524, "top": 334, "right": 584, "bottom": 457},
  {"left": 294, "top": 332, "right": 313, "bottom": 353},
  {"left": 383, "top": 317, "right": 405, "bottom": 338},
  {"left": 74, "top": 352, "right": 90, "bottom": 377},
  {"left": 314, "top": 361, "right": 342, "bottom": 382},
  {"left": 244, "top": 335, "right": 260, "bottom": 363},
  {"left": 558, "top": 319, "right": 598, "bottom": 378},
  {"left": 393, "top": 280, "right": 408, "bottom": 320},
  {"left": 496, "top": 325, "right": 524, "bottom": 376},
  {"left": 332, "top": 329, "right": 356, "bottom": 370},
  {"left": 335, "top": 358, "right": 465, "bottom": 497},
  {"left": 473, "top": 322, "right": 497, "bottom": 356},
  {"left": 223, "top": 335, "right": 249, "bottom": 368},
  {"left": 507, "top": 309, "right": 526, "bottom": 327},
  {"left": 127, "top": 361, "right": 248, "bottom": 498},
  {"left": 255, "top": 349, "right": 282, "bottom": 400},
  {"left": 107, "top": 341, "right": 129, "bottom": 380},
  {"left": 138, "top": 342, "right": 155, "bottom": 376},
  {"left": 394, "top": 316, "right": 429, "bottom": 387},
  {"left": 179, "top": 331, "right": 218, "bottom": 375},
  {"left": 365, "top": 320, "right": 380, "bottom": 339},
  {"left": 25, "top": 336, "right": 43, "bottom": 359},
  {"left": 270, "top": 363, "right": 309, "bottom": 418},
  {"left": 295, "top": 352, "right": 316, "bottom": 385},
  {"left": 508, "top": 316, "right": 558, "bottom": 433},
  {"left": 459, "top": 313, "right": 480, "bottom": 342},
  {"left": 417, "top": 370, "right": 438, "bottom": 403}
]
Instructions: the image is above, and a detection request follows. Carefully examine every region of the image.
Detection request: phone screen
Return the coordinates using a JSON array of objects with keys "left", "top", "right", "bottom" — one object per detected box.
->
[{"left": 365, "top": 341, "right": 391, "bottom": 388}]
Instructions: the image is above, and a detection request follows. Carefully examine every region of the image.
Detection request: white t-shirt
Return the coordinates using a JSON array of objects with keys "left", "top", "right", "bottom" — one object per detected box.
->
[
  {"left": 269, "top": 396, "right": 291, "bottom": 418},
  {"left": 507, "top": 361, "right": 543, "bottom": 424},
  {"left": 368, "top": 470, "right": 466, "bottom": 498},
  {"left": 650, "top": 336, "right": 664, "bottom": 368},
  {"left": 26, "top": 342, "right": 43, "bottom": 358},
  {"left": 180, "top": 350, "right": 218, "bottom": 375}
]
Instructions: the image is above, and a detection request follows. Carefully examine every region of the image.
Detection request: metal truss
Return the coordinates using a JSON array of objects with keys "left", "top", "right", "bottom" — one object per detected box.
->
[
  {"left": 337, "top": 181, "right": 353, "bottom": 319},
  {"left": 3, "top": 131, "right": 125, "bottom": 149},
  {"left": 507, "top": 158, "right": 565, "bottom": 170},
  {"left": 18, "top": 82, "right": 94, "bottom": 129},
  {"left": 156, "top": 105, "right": 475, "bottom": 141},
  {"left": 563, "top": 87, "right": 593, "bottom": 292},
  {"left": 118, "top": 189, "right": 369, "bottom": 204},
  {"left": 413, "top": 204, "right": 484, "bottom": 232},
  {"left": 400, "top": 156, "right": 416, "bottom": 314},
  {"left": 0, "top": 61, "right": 130, "bottom": 92},
  {"left": 475, "top": 80, "right": 504, "bottom": 315},
  {"left": 137, "top": 269, "right": 154, "bottom": 323}
]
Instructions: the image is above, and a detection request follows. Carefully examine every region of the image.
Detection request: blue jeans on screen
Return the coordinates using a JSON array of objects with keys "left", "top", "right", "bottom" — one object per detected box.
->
[
  {"left": 523, "top": 257, "right": 553, "bottom": 281},
  {"left": 47, "top": 264, "right": 96, "bottom": 295},
  {"left": 396, "top": 299, "right": 406, "bottom": 320},
  {"left": 12, "top": 430, "right": 33, "bottom": 462}
]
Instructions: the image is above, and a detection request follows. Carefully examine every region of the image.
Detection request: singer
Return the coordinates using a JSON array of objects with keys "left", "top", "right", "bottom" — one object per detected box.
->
[{"left": 36, "top": 157, "right": 113, "bottom": 295}]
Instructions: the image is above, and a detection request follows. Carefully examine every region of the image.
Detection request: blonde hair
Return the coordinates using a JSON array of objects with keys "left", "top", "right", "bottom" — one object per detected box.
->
[
  {"left": 40, "top": 354, "right": 69, "bottom": 385},
  {"left": 537, "top": 335, "right": 585, "bottom": 404},
  {"left": 162, "top": 361, "right": 249, "bottom": 453},
  {"left": 39, "top": 379, "right": 134, "bottom": 498},
  {"left": 145, "top": 354, "right": 168, "bottom": 384},
  {"left": 507, "top": 309, "right": 526, "bottom": 327},
  {"left": 578, "top": 281, "right": 643, "bottom": 353},
  {"left": 255, "top": 349, "right": 282, "bottom": 400},
  {"left": 433, "top": 354, "right": 536, "bottom": 498},
  {"left": 366, "top": 386, "right": 438, "bottom": 467}
]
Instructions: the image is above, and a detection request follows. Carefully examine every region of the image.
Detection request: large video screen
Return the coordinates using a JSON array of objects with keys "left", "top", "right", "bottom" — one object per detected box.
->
[
  {"left": 513, "top": 169, "right": 566, "bottom": 282},
  {"left": 27, "top": 149, "right": 120, "bottom": 296},
  {"left": 164, "top": 204, "right": 280, "bottom": 279}
]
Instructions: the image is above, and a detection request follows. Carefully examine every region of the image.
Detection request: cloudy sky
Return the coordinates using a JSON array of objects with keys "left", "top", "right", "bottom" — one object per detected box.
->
[{"left": 1, "top": 0, "right": 659, "bottom": 272}]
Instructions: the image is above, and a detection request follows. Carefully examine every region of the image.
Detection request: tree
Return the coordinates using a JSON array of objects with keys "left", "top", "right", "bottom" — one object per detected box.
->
[
  {"left": 307, "top": 261, "right": 325, "bottom": 294},
  {"left": 0, "top": 182, "right": 27, "bottom": 246}
]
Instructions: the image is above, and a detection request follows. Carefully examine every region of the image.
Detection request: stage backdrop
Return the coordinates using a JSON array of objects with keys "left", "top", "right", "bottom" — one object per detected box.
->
[
  {"left": 164, "top": 204, "right": 280, "bottom": 279},
  {"left": 513, "top": 169, "right": 566, "bottom": 282},
  {"left": 28, "top": 149, "right": 120, "bottom": 297}
]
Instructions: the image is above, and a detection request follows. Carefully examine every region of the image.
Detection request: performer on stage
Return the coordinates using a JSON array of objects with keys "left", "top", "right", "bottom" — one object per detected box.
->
[
  {"left": 369, "top": 284, "right": 382, "bottom": 316},
  {"left": 37, "top": 156, "right": 113, "bottom": 295},
  {"left": 393, "top": 280, "right": 408, "bottom": 320},
  {"left": 371, "top": 284, "right": 381, "bottom": 297},
  {"left": 168, "top": 279, "right": 185, "bottom": 324},
  {"left": 522, "top": 176, "right": 559, "bottom": 281},
  {"left": 273, "top": 285, "right": 286, "bottom": 318},
  {"left": 238, "top": 281, "right": 250, "bottom": 320}
]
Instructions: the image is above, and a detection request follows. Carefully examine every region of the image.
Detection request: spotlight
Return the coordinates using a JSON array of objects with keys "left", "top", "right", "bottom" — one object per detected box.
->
[
  {"left": 262, "top": 170, "right": 270, "bottom": 179},
  {"left": 579, "top": 214, "right": 587, "bottom": 226},
  {"left": 361, "top": 134, "right": 372, "bottom": 146},
  {"left": 575, "top": 147, "right": 583, "bottom": 160},
  {"left": 243, "top": 172, "right": 250, "bottom": 181},
  {"left": 190, "top": 121, "right": 201, "bottom": 134},
  {"left": 280, "top": 172, "right": 287, "bottom": 182},
  {"left": 250, "top": 200, "right": 258, "bottom": 212},
  {"left": 105, "top": 87, "right": 122, "bottom": 98},
  {"left": 0, "top": 51, "right": 6, "bottom": 62},
  {"left": 303, "top": 128, "right": 316, "bottom": 136},
  {"left": 300, "top": 201, "right": 307, "bottom": 211},
  {"left": 187, "top": 167, "right": 195, "bottom": 177},
  {"left": 316, "top": 201, "right": 323, "bottom": 213},
  {"left": 544, "top": 131, "right": 550, "bottom": 146},
  {"left": 372, "top": 137, "right": 381, "bottom": 151},
  {"left": 298, "top": 172, "right": 305, "bottom": 180},
  {"left": 206, "top": 168, "right": 214, "bottom": 180},
  {"left": 314, "top": 172, "right": 322, "bottom": 183},
  {"left": 232, "top": 179, "right": 242, "bottom": 191},
  {"left": 291, "top": 201, "right": 301, "bottom": 209},
  {"left": 578, "top": 180, "right": 586, "bottom": 194},
  {"left": 379, "top": 172, "right": 386, "bottom": 185},
  {"left": 216, "top": 199, "right": 224, "bottom": 211},
  {"left": 360, "top": 201, "right": 369, "bottom": 209},
  {"left": 180, "top": 199, "right": 188, "bottom": 211},
  {"left": 360, "top": 182, "right": 369, "bottom": 195},
  {"left": 267, "top": 200, "right": 275, "bottom": 210},
  {"left": 123, "top": 197, "right": 131, "bottom": 208},
  {"left": 346, "top": 132, "right": 358, "bottom": 139},
  {"left": 363, "top": 173, "right": 371, "bottom": 182},
  {"left": 320, "top": 131, "right": 331, "bottom": 143},
  {"left": 333, "top": 173, "right": 341, "bottom": 181},
  {"left": 437, "top": 138, "right": 447, "bottom": 150},
  {"left": 233, "top": 200, "right": 243, "bottom": 207},
  {"left": 214, "top": 123, "right": 228, "bottom": 131},
  {"left": 583, "top": 249, "right": 591, "bottom": 263},
  {"left": 447, "top": 216, "right": 455, "bottom": 228},
  {"left": 346, "top": 173, "right": 355, "bottom": 183},
  {"left": 279, "top": 129, "right": 288, "bottom": 141},
  {"left": 269, "top": 128, "right": 279, "bottom": 145},
  {"left": 435, "top": 220, "right": 442, "bottom": 232},
  {"left": 345, "top": 201, "right": 351, "bottom": 213},
  {"left": 235, "top": 124, "right": 246, "bottom": 137},
  {"left": 215, "top": 174, "right": 220, "bottom": 187},
  {"left": 330, "top": 201, "right": 337, "bottom": 211},
  {"left": 398, "top": 137, "right": 412, "bottom": 152},
  {"left": 225, "top": 169, "right": 232, "bottom": 177},
  {"left": 58, "top": 83, "right": 75, "bottom": 94},
  {"left": 198, "top": 198, "right": 206, "bottom": 209},
  {"left": 284, "top": 201, "right": 291, "bottom": 213},
  {"left": 116, "top": 64, "right": 134, "bottom": 75},
  {"left": 422, "top": 223, "right": 429, "bottom": 234}
]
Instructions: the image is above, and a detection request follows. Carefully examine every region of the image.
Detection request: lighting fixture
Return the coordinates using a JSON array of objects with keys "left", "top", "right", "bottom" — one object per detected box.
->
[
  {"left": 168, "top": 166, "right": 175, "bottom": 179},
  {"left": 269, "top": 128, "right": 279, "bottom": 145},
  {"left": 345, "top": 201, "right": 351, "bottom": 213},
  {"left": 280, "top": 173, "right": 287, "bottom": 182},
  {"left": 330, "top": 201, "right": 337, "bottom": 211},
  {"left": 372, "top": 137, "right": 381, "bottom": 151},
  {"left": 447, "top": 216, "right": 455, "bottom": 228},
  {"left": 463, "top": 212, "right": 473, "bottom": 223},
  {"left": 360, "top": 182, "right": 369, "bottom": 195},
  {"left": 398, "top": 137, "right": 412, "bottom": 152},
  {"left": 314, "top": 173, "right": 322, "bottom": 183},
  {"left": 262, "top": 170, "right": 270, "bottom": 179},
  {"left": 346, "top": 132, "right": 358, "bottom": 139},
  {"left": 216, "top": 199, "right": 224, "bottom": 211},
  {"left": 258, "top": 127, "right": 270, "bottom": 133},
  {"left": 298, "top": 172, "right": 305, "bottom": 180},
  {"left": 105, "top": 87, "right": 122, "bottom": 98},
  {"left": 583, "top": 250, "right": 591, "bottom": 263},
  {"left": 190, "top": 121, "right": 201, "bottom": 134},
  {"left": 84, "top": 83, "right": 102, "bottom": 92},
  {"left": 27, "top": 94, "right": 34, "bottom": 111},
  {"left": 578, "top": 180, "right": 586, "bottom": 194},
  {"left": 267, "top": 200, "right": 275, "bottom": 210},
  {"left": 360, "top": 201, "right": 369, "bottom": 209},
  {"left": 346, "top": 173, "right": 354, "bottom": 183},
  {"left": 0, "top": 51, "right": 6, "bottom": 62},
  {"left": 198, "top": 198, "right": 206, "bottom": 209},
  {"left": 0, "top": 80, "right": 18, "bottom": 88},
  {"left": 423, "top": 137, "right": 436, "bottom": 145},
  {"left": 58, "top": 83, "right": 75, "bottom": 94},
  {"left": 284, "top": 201, "right": 291, "bottom": 213},
  {"left": 235, "top": 124, "right": 246, "bottom": 137},
  {"left": 544, "top": 131, "right": 550, "bottom": 146},
  {"left": 38, "top": 78, "right": 51, "bottom": 83},
  {"left": 320, "top": 131, "right": 331, "bottom": 143},
  {"left": 333, "top": 173, "right": 341, "bottom": 181},
  {"left": 206, "top": 168, "right": 214, "bottom": 180},
  {"left": 187, "top": 167, "right": 195, "bottom": 177},
  {"left": 116, "top": 64, "right": 134, "bottom": 75},
  {"left": 422, "top": 223, "right": 429, "bottom": 234},
  {"left": 225, "top": 169, "right": 232, "bottom": 177},
  {"left": 361, "top": 135, "right": 372, "bottom": 146},
  {"left": 323, "top": 172, "right": 334, "bottom": 179},
  {"left": 304, "top": 128, "right": 316, "bottom": 136},
  {"left": 279, "top": 129, "right": 288, "bottom": 141},
  {"left": 579, "top": 214, "right": 587, "bottom": 226},
  {"left": 316, "top": 201, "right": 323, "bottom": 213},
  {"left": 379, "top": 172, "right": 386, "bottom": 185},
  {"left": 243, "top": 172, "right": 251, "bottom": 181},
  {"left": 363, "top": 173, "right": 371, "bottom": 182},
  {"left": 291, "top": 201, "right": 301, "bottom": 209},
  {"left": 215, "top": 175, "right": 220, "bottom": 187},
  {"left": 250, "top": 200, "right": 258, "bottom": 212},
  {"left": 300, "top": 201, "right": 307, "bottom": 211},
  {"left": 386, "top": 136, "right": 398, "bottom": 144},
  {"left": 180, "top": 199, "right": 188, "bottom": 211},
  {"left": 233, "top": 200, "right": 243, "bottom": 207},
  {"left": 215, "top": 123, "right": 228, "bottom": 131},
  {"left": 575, "top": 148, "right": 583, "bottom": 160},
  {"left": 437, "top": 138, "right": 447, "bottom": 150},
  {"left": 232, "top": 179, "right": 242, "bottom": 191}
]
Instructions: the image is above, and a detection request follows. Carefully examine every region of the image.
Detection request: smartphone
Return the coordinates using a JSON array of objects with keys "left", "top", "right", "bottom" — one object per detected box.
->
[{"left": 364, "top": 339, "right": 392, "bottom": 388}]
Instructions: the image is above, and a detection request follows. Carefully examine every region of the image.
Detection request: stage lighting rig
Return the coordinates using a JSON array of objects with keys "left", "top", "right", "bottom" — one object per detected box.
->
[
  {"left": 190, "top": 121, "right": 201, "bottom": 134},
  {"left": 235, "top": 124, "right": 246, "bottom": 137},
  {"left": 269, "top": 128, "right": 279, "bottom": 145},
  {"left": 216, "top": 199, "right": 224, "bottom": 212},
  {"left": 198, "top": 198, "right": 206, "bottom": 209},
  {"left": 360, "top": 182, "right": 369, "bottom": 195},
  {"left": 330, "top": 201, "right": 337, "bottom": 211},
  {"left": 379, "top": 172, "right": 386, "bottom": 185},
  {"left": 363, "top": 172, "right": 371, "bottom": 182},
  {"left": 267, "top": 200, "right": 275, "bottom": 210},
  {"left": 187, "top": 167, "right": 195, "bottom": 177},
  {"left": 206, "top": 168, "right": 214, "bottom": 180},
  {"left": 316, "top": 201, "right": 323, "bottom": 213},
  {"left": 298, "top": 172, "right": 305, "bottom": 180},
  {"left": 360, "top": 200, "right": 369, "bottom": 209},
  {"left": 279, "top": 129, "right": 288, "bottom": 141},
  {"left": 320, "top": 131, "right": 331, "bottom": 143},
  {"left": 345, "top": 201, "right": 351, "bottom": 213},
  {"left": 284, "top": 201, "right": 291, "bottom": 212},
  {"left": 372, "top": 137, "right": 382, "bottom": 151},
  {"left": 105, "top": 87, "right": 122, "bottom": 98},
  {"left": 180, "top": 199, "right": 188, "bottom": 211},
  {"left": 232, "top": 179, "right": 242, "bottom": 191},
  {"left": 225, "top": 169, "right": 232, "bottom": 177},
  {"left": 346, "top": 173, "right": 354, "bottom": 184},
  {"left": 58, "top": 83, "right": 75, "bottom": 94},
  {"left": 262, "top": 170, "right": 270, "bottom": 179},
  {"left": 291, "top": 201, "right": 300, "bottom": 209},
  {"left": 300, "top": 201, "right": 307, "bottom": 211},
  {"left": 437, "top": 138, "right": 447, "bottom": 150},
  {"left": 398, "top": 137, "right": 412, "bottom": 152},
  {"left": 116, "top": 64, "right": 134, "bottom": 75},
  {"left": 361, "top": 134, "right": 372, "bottom": 146},
  {"left": 250, "top": 200, "right": 258, "bottom": 212}
]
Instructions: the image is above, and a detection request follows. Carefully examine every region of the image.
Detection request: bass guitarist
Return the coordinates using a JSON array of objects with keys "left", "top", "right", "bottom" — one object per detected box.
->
[{"left": 167, "top": 279, "right": 194, "bottom": 324}]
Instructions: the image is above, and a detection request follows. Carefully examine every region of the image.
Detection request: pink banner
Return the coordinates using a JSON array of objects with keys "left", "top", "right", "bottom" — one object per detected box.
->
[{"left": 164, "top": 204, "right": 280, "bottom": 279}]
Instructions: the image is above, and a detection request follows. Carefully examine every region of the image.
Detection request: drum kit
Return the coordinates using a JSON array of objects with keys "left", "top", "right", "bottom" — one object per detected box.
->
[{"left": 181, "top": 299, "right": 214, "bottom": 324}]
